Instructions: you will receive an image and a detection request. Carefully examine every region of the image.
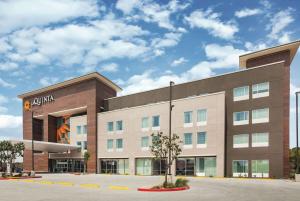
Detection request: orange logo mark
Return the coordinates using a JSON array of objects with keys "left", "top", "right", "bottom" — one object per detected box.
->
[{"left": 24, "top": 101, "right": 31, "bottom": 111}]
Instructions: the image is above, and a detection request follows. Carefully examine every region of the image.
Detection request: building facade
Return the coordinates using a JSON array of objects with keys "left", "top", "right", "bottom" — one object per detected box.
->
[{"left": 18, "top": 41, "right": 300, "bottom": 178}]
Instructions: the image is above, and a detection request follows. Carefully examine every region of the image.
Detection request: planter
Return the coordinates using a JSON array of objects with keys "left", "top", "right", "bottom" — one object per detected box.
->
[
  {"left": 295, "top": 174, "right": 300, "bottom": 182},
  {"left": 138, "top": 186, "right": 190, "bottom": 192}
]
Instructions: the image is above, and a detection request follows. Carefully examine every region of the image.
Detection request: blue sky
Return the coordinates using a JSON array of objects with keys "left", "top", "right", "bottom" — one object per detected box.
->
[{"left": 0, "top": 0, "right": 299, "bottom": 147}]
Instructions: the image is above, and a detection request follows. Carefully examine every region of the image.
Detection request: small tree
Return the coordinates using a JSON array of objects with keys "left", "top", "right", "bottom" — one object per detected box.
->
[
  {"left": 150, "top": 132, "right": 182, "bottom": 186},
  {"left": 0, "top": 141, "right": 25, "bottom": 176},
  {"left": 83, "top": 151, "right": 90, "bottom": 174}
]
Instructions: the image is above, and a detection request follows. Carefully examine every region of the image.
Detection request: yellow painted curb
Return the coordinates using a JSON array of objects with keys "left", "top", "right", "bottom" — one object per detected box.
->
[
  {"left": 109, "top": 185, "right": 129, "bottom": 190},
  {"left": 56, "top": 182, "right": 74, "bottom": 187},
  {"left": 79, "top": 184, "right": 100, "bottom": 189}
]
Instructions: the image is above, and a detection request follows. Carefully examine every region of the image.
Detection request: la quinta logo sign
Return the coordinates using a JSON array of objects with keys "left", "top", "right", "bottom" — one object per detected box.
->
[{"left": 24, "top": 95, "right": 55, "bottom": 111}]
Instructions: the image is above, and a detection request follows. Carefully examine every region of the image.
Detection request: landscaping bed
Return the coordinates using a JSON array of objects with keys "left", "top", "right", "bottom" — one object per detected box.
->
[
  {"left": 0, "top": 176, "right": 42, "bottom": 180},
  {"left": 138, "top": 178, "right": 190, "bottom": 192}
]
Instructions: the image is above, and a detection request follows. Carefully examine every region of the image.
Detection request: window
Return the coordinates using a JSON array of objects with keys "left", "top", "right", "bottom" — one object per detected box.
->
[
  {"left": 196, "top": 157, "right": 216, "bottom": 177},
  {"left": 233, "top": 86, "right": 249, "bottom": 101},
  {"left": 252, "top": 133, "right": 269, "bottom": 147},
  {"left": 77, "top": 141, "right": 82, "bottom": 147},
  {"left": 141, "top": 136, "right": 149, "bottom": 149},
  {"left": 83, "top": 141, "right": 87, "bottom": 150},
  {"left": 252, "top": 82, "right": 269, "bottom": 98},
  {"left": 197, "top": 132, "right": 207, "bottom": 148},
  {"left": 184, "top": 133, "right": 193, "bottom": 148},
  {"left": 232, "top": 160, "right": 248, "bottom": 177},
  {"left": 233, "top": 111, "right": 249, "bottom": 125},
  {"left": 136, "top": 158, "right": 152, "bottom": 175},
  {"left": 252, "top": 108, "right": 269, "bottom": 124},
  {"left": 141, "top": 117, "right": 149, "bottom": 129},
  {"left": 83, "top": 125, "right": 87, "bottom": 134},
  {"left": 107, "top": 139, "right": 113, "bottom": 151},
  {"left": 107, "top": 122, "right": 114, "bottom": 132},
  {"left": 197, "top": 109, "right": 207, "bottom": 126},
  {"left": 184, "top": 111, "right": 193, "bottom": 124},
  {"left": 116, "top": 139, "right": 123, "bottom": 150},
  {"left": 152, "top": 115, "right": 160, "bottom": 128},
  {"left": 76, "top": 126, "right": 82, "bottom": 134},
  {"left": 116, "top": 120, "right": 123, "bottom": 131},
  {"left": 233, "top": 134, "right": 249, "bottom": 148},
  {"left": 101, "top": 159, "right": 129, "bottom": 175},
  {"left": 252, "top": 160, "right": 269, "bottom": 178}
]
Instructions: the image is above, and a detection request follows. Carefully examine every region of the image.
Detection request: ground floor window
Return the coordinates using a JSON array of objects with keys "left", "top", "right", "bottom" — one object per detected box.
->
[
  {"left": 176, "top": 158, "right": 195, "bottom": 176},
  {"left": 251, "top": 160, "right": 269, "bottom": 178},
  {"left": 100, "top": 159, "right": 129, "bottom": 175},
  {"left": 135, "top": 158, "right": 166, "bottom": 176},
  {"left": 195, "top": 157, "right": 216, "bottom": 177},
  {"left": 232, "top": 160, "right": 248, "bottom": 177},
  {"left": 136, "top": 158, "right": 152, "bottom": 175},
  {"left": 49, "top": 159, "right": 84, "bottom": 173}
]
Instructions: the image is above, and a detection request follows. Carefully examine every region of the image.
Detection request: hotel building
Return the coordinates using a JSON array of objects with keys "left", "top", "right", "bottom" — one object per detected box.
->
[{"left": 18, "top": 41, "right": 300, "bottom": 178}]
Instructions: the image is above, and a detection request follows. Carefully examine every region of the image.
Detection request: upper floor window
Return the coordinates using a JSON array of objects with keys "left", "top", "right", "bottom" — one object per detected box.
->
[
  {"left": 116, "top": 120, "right": 123, "bottom": 131},
  {"left": 83, "top": 125, "right": 87, "bottom": 134},
  {"left": 184, "top": 133, "right": 193, "bottom": 148},
  {"left": 233, "top": 134, "right": 249, "bottom": 148},
  {"left": 77, "top": 141, "right": 82, "bottom": 147},
  {"left": 76, "top": 126, "right": 82, "bottom": 134},
  {"left": 252, "top": 108, "right": 269, "bottom": 124},
  {"left": 83, "top": 141, "right": 87, "bottom": 150},
  {"left": 141, "top": 136, "right": 149, "bottom": 149},
  {"left": 252, "top": 82, "right": 269, "bottom": 98},
  {"left": 233, "top": 111, "right": 249, "bottom": 125},
  {"left": 152, "top": 115, "right": 160, "bottom": 128},
  {"left": 252, "top": 133, "right": 269, "bottom": 147},
  {"left": 107, "top": 139, "right": 113, "bottom": 151},
  {"left": 184, "top": 111, "right": 193, "bottom": 124},
  {"left": 197, "top": 109, "right": 207, "bottom": 126},
  {"left": 197, "top": 132, "right": 207, "bottom": 148},
  {"left": 233, "top": 86, "right": 249, "bottom": 101},
  {"left": 141, "top": 117, "right": 149, "bottom": 129},
  {"left": 116, "top": 139, "right": 123, "bottom": 150},
  {"left": 107, "top": 122, "right": 114, "bottom": 132}
]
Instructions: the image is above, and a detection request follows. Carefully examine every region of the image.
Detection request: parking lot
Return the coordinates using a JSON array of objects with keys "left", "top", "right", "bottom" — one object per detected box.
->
[{"left": 0, "top": 174, "right": 299, "bottom": 201}]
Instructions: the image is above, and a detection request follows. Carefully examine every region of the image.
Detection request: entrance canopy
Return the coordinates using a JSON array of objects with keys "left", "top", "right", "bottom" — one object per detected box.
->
[{"left": 11, "top": 140, "right": 80, "bottom": 153}]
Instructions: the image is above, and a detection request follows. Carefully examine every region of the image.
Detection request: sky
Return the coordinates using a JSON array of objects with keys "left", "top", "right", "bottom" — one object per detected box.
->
[{"left": 0, "top": 0, "right": 299, "bottom": 147}]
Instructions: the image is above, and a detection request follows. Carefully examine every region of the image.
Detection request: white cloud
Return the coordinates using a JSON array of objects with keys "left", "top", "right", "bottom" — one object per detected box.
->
[
  {"left": 116, "top": 0, "right": 140, "bottom": 14},
  {"left": 0, "top": 78, "right": 16, "bottom": 88},
  {"left": 171, "top": 57, "right": 188, "bottom": 67},
  {"left": 0, "top": 115, "right": 22, "bottom": 129},
  {"left": 150, "top": 32, "right": 183, "bottom": 56},
  {"left": 278, "top": 32, "right": 292, "bottom": 44},
  {"left": 291, "top": 83, "right": 300, "bottom": 95},
  {"left": 0, "top": 0, "right": 99, "bottom": 34},
  {"left": 245, "top": 42, "right": 267, "bottom": 51},
  {"left": 116, "top": 0, "right": 190, "bottom": 30},
  {"left": 185, "top": 9, "right": 238, "bottom": 40},
  {"left": 120, "top": 43, "right": 245, "bottom": 95},
  {"left": 235, "top": 8, "right": 262, "bottom": 18},
  {"left": 267, "top": 8, "right": 294, "bottom": 42},
  {"left": 39, "top": 77, "right": 59, "bottom": 86},
  {"left": 100, "top": 63, "right": 119, "bottom": 73},
  {"left": 0, "top": 62, "right": 19, "bottom": 71},
  {"left": 0, "top": 18, "right": 150, "bottom": 72}
]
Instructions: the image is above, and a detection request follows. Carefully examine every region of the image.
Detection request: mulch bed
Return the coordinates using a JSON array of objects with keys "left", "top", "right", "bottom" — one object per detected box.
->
[{"left": 138, "top": 186, "right": 190, "bottom": 192}]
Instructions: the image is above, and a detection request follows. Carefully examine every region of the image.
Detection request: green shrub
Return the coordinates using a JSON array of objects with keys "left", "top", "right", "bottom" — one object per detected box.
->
[{"left": 175, "top": 178, "right": 189, "bottom": 187}]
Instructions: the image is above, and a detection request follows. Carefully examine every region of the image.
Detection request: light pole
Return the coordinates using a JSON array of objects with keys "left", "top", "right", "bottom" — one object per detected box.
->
[
  {"left": 31, "top": 111, "right": 35, "bottom": 172},
  {"left": 296, "top": 91, "right": 299, "bottom": 174},
  {"left": 168, "top": 81, "right": 175, "bottom": 176}
]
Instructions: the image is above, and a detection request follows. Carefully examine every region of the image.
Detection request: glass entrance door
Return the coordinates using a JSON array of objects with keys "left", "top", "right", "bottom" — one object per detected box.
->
[
  {"left": 176, "top": 158, "right": 195, "bottom": 176},
  {"left": 195, "top": 157, "right": 216, "bottom": 177}
]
